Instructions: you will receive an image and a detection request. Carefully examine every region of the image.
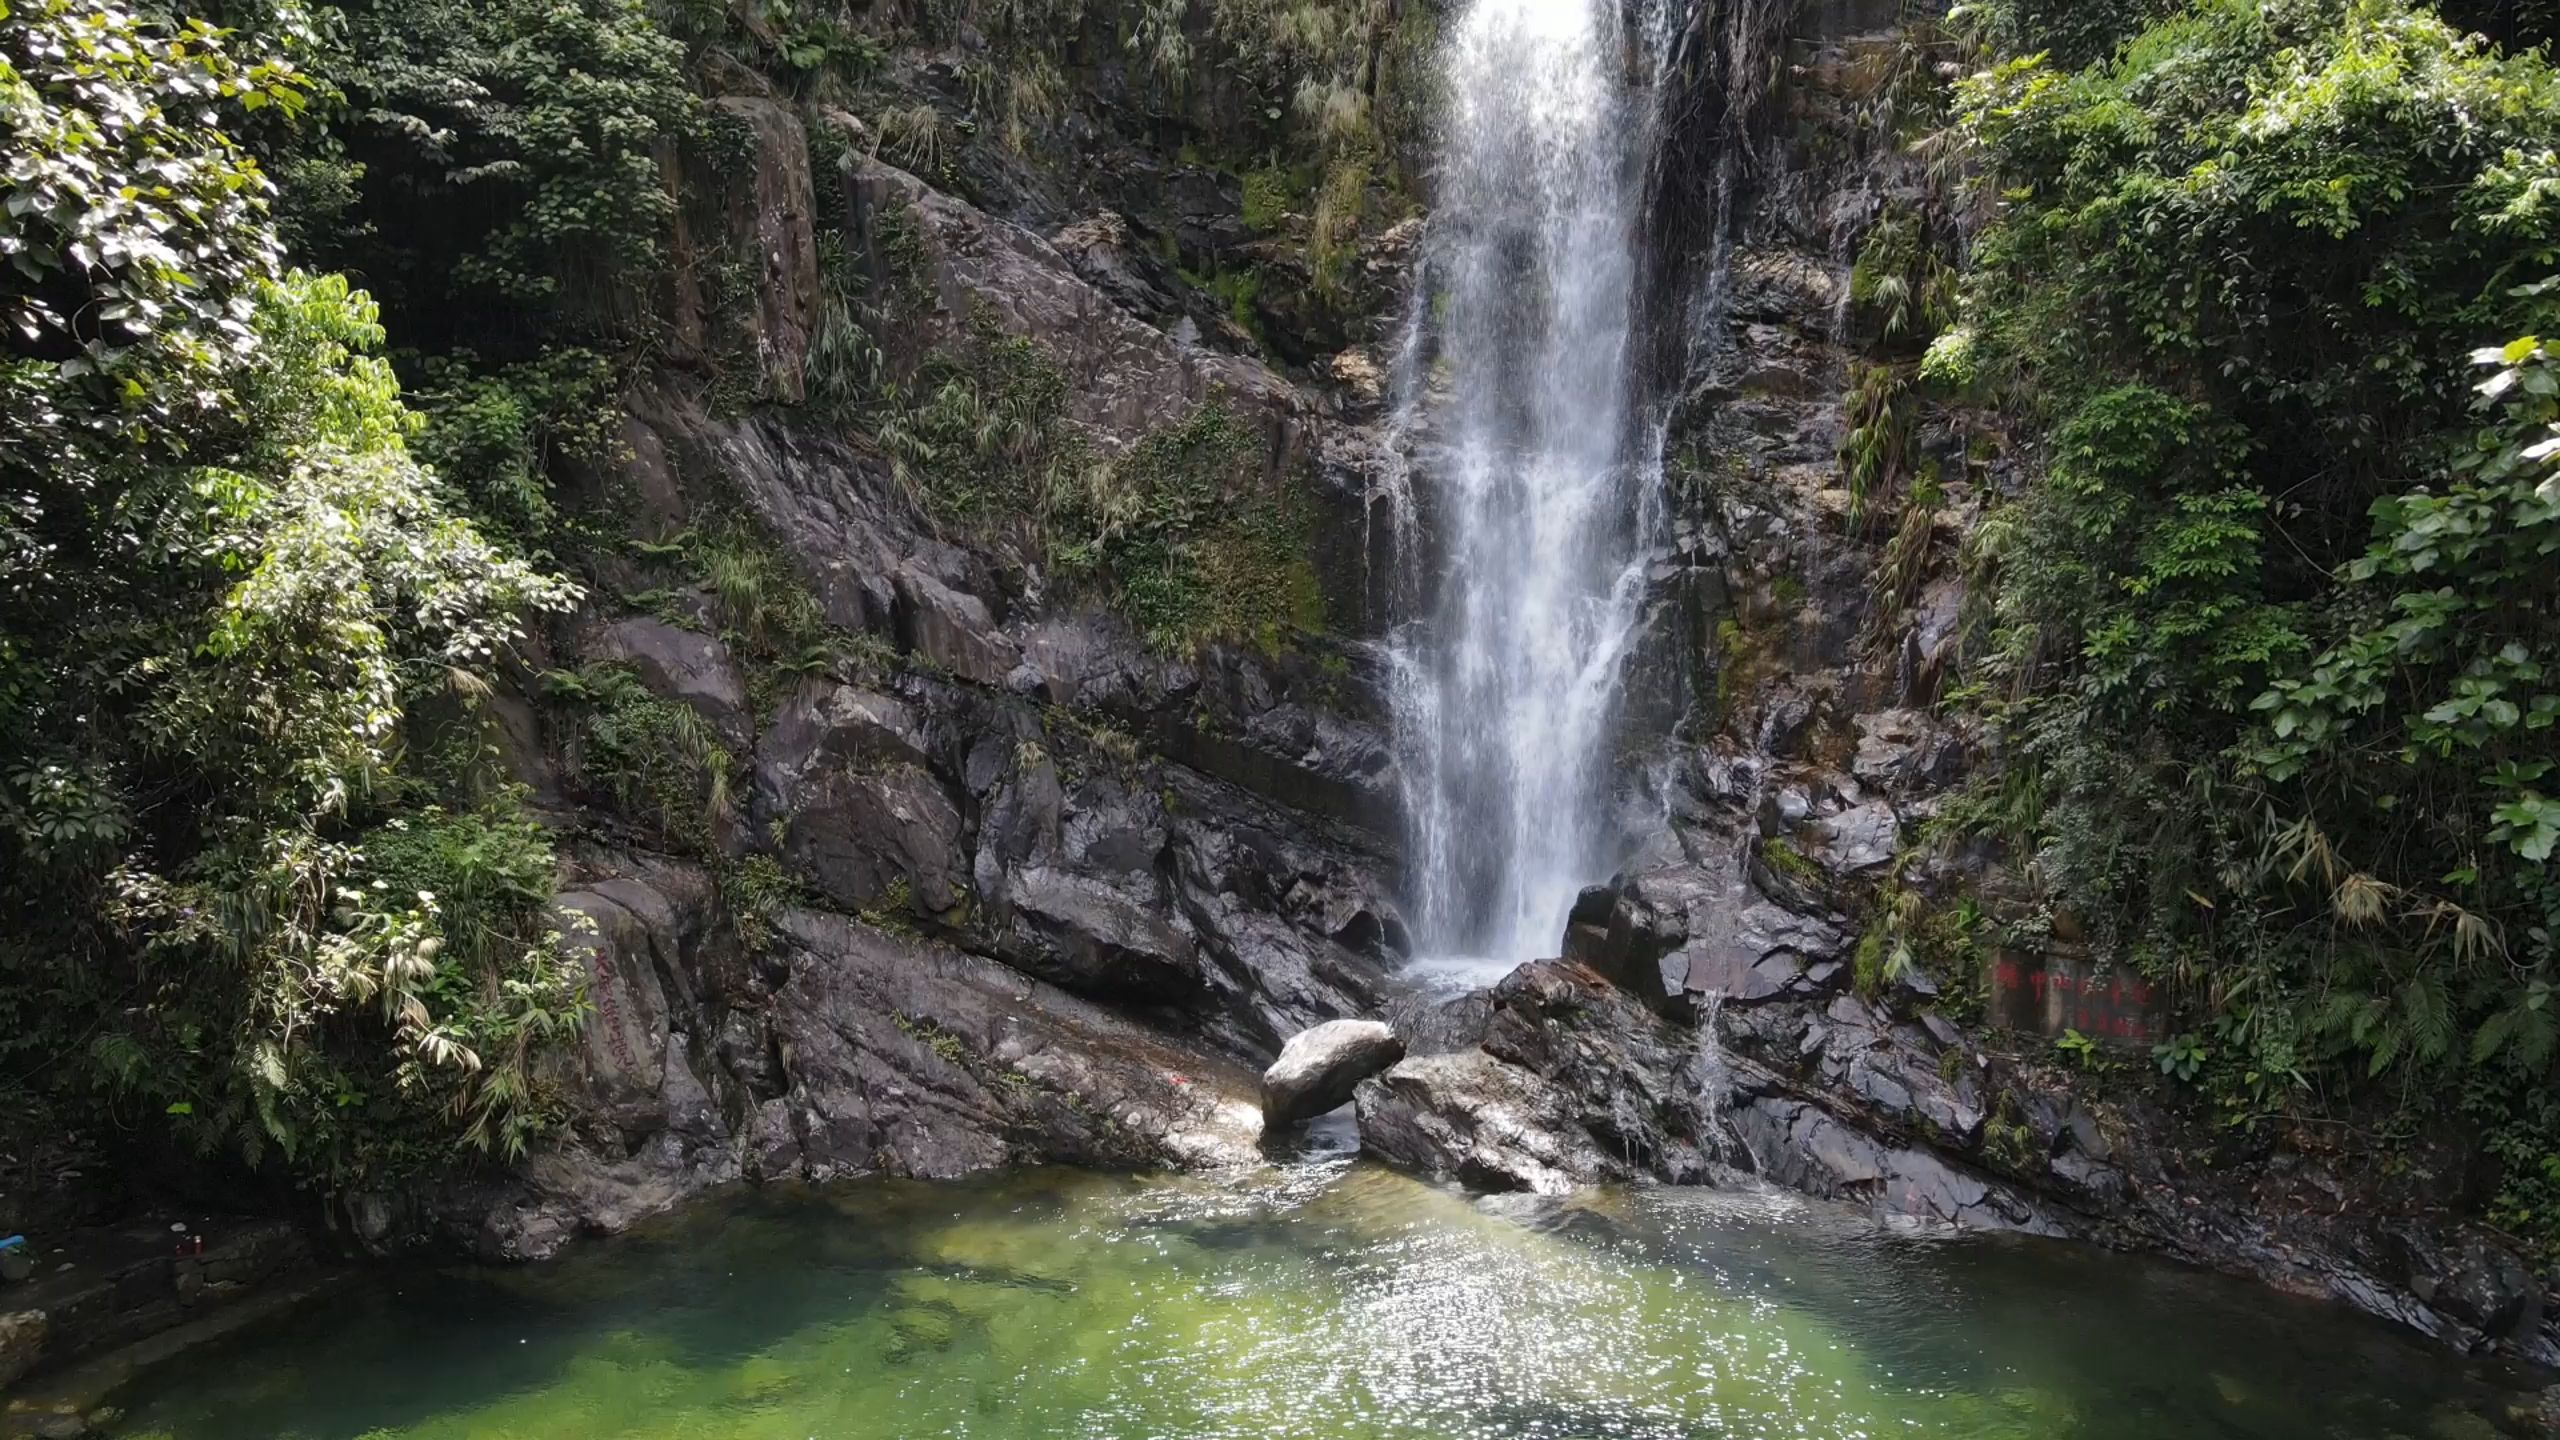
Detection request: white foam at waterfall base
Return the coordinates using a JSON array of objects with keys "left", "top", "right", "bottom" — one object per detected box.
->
[
  {"left": 1390, "top": 0, "right": 1667, "bottom": 972},
  {"left": 1400, "top": 952, "right": 1529, "bottom": 997}
]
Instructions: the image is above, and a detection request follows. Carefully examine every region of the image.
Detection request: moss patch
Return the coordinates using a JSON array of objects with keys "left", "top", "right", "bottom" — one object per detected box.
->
[
  {"left": 1759, "top": 836, "right": 1823, "bottom": 887},
  {"left": 1050, "top": 401, "right": 1326, "bottom": 652},
  {"left": 1240, "top": 165, "right": 1304, "bottom": 232}
]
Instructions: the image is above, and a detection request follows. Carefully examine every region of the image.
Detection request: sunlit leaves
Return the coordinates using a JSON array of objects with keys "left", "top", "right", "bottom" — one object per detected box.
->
[
  {"left": 2249, "top": 320, "right": 2560, "bottom": 870},
  {"left": 1, "top": 1, "right": 583, "bottom": 1186},
  {"left": 1943, "top": 1, "right": 2560, "bottom": 1167}
]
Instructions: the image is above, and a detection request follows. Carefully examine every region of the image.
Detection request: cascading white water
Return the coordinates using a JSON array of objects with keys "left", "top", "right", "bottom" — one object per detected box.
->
[{"left": 1391, "top": 0, "right": 1666, "bottom": 974}]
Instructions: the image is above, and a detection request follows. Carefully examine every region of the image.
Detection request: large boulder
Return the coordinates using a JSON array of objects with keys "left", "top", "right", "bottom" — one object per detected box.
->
[
  {"left": 1353, "top": 1051, "right": 1631, "bottom": 1194},
  {"left": 474, "top": 901, "right": 1268, "bottom": 1261},
  {"left": 1815, "top": 800, "right": 1901, "bottom": 875},
  {"left": 1560, "top": 880, "right": 1690, "bottom": 1017},
  {"left": 1262, "top": 1020, "right": 1404, "bottom": 1127},
  {"left": 893, "top": 564, "right": 1023, "bottom": 687},
  {"left": 770, "top": 763, "right": 970, "bottom": 916},
  {"left": 2405, "top": 1232, "right": 2542, "bottom": 1341},
  {"left": 765, "top": 911, "right": 1263, "bottom": 1182},
  {"left": 761, "top": 680, "right": 930, "bottom": 773},
  {"left": 1724, "top": 1094, "right": 2062, "bottom": 1234},
  {"left": 549, "top": 886, "right": 678, "bottom": 1138},
  {"left": 996, "top": 865, "right": 1202, "bottom": 998},
  {"left": 752, "top": 678, "right": 967, "bottom": 916}
]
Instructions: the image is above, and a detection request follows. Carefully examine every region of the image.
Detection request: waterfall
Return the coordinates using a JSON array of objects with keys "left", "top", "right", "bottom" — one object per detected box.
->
[{"left": 1389, "top": 0, "right": 1668, "bottom": 973}]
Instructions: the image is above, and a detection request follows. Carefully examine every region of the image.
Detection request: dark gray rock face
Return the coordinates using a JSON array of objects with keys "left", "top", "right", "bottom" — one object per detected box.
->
[
  {"left": 763, "top": 910, "right": 1261, "bottom": 1183},
  {"left": 764, "top": 758, "right": 969, "bottom": 917},
  {"left": 894, "top": 564, "right": 1023, "bottom": 687},
  {"left": 996, "top": 864, "right": 1205, "bottom": 999},
  {"left": 432, "top": 149, "right": 1428, "bottom": 1259},
  {"left": 752, "top": 681, "right": 969, "bottom": 917},
  {"left": 1262, "top": 1020, "right": 1404, "bottom": 1127},
  {"left": 1353, "top": 863, "right": 2560, "bottom": 1365},
  {"left": 1560, "top": 882, "right": 1690, "bottom": 1018},
  {"left": 1813, "top": 801, "right": 1899, "bottom": 876},
  {"left": 2404, "top": 1232, "right": 2543, "bottom": 1341},
  {"left": 463, "top": 862, "right": 1272, "bottom": 1262}
]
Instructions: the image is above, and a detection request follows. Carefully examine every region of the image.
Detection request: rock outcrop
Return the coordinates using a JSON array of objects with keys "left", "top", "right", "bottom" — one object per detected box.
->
[
  {"left": 1365, "top": 856, "right": 2560, "bottom": 1364},
  {"left": 371, "top": 107, "right": 1426, "bottom": 1268},
  {"left": 1261, "top": 1020, "right": 1404, "bottom": 1127},
  {"left": 1355, "top": 1050, "right": 1633, "bottom": 1195},
  {"left": 422, "top": 858, "right": 1280, "bottom": 1263}
]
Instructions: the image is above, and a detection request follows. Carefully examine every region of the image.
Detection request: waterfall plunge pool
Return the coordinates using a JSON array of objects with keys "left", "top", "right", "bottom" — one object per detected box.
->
[{"left": 104, "top": 1159, "right": 2539, "bottom": 1439}]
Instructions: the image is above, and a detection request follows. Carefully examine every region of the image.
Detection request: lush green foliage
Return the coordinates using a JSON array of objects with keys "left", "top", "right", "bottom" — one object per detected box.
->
[
  {"left": 0, "top": 0, "right": 1440, "bottom": 1206},
  {"left": 314, "top": 0, "right": 696, "bottom": 334},
  {"left": 2, "top": 0, "right": 306, "bottom": 483},
  {"left": 2, "top": 1, "right": 581, "bottom": 1184},
  {"left": 550, "top": 661, "right": 738, "bottom": 854},
  {"left": 1933, "top": 0, "right": 2560, "bottom": 1239}
]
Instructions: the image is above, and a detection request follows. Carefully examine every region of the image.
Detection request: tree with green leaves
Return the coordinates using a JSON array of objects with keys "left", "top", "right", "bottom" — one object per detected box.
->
[
  {"left": 2, "top": 0, "right": 584, "bottom": 1185},
  {"left": 1930, "top": 0, "right": 2560, "bottom": 1242}
]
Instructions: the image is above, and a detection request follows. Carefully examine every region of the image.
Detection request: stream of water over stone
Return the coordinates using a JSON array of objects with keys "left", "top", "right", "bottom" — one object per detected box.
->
[{"left": 1390, "top": 0, "right": 1666, "bottom": 971}]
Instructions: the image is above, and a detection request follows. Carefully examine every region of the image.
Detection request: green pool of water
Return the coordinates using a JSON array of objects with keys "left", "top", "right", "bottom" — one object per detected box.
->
[{"left": 113, "top": 1159, "right": 2536, "bottom": 1439}]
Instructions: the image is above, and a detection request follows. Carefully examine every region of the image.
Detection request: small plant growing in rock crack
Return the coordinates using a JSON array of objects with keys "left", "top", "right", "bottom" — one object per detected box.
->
[
  {"left": 552, "top": 663, "right": 739, "bottom": 854},
  {"left": 895, "top": 1011, "right": 970, "bottom": 1067},
  {"left": 860, "top": 877, "right": 919, "bottom": 936},
  {"left": 1758, "top": 837, "right": 1824, "bottom": 887},
  {"left": 1983, "top": 1096, "right": 2041, "bottom": 1175},
  {"left": 721, "top": 853, "right": 807, "bottom": 955}
]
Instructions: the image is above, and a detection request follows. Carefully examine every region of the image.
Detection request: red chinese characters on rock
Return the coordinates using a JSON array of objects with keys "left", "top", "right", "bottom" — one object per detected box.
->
[{"left": 1989, "top": 954, "right": 2163, "bottom": 1044}]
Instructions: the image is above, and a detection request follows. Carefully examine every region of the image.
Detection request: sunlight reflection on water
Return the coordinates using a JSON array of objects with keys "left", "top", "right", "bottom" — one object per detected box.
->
[{"left": 112, "top": 1158, "right": 2536, "bottom": 1440}]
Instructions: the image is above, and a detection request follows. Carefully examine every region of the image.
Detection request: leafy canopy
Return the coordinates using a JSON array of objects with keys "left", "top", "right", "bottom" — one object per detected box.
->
[
  {"left": 1936, "top": 0, "right": 2560, "bottom": 1207},
  {"left": 2, "top": 0, "right": 583, "bottom": 1184}
]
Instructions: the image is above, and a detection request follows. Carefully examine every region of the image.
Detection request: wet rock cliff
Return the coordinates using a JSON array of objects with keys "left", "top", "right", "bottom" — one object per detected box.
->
[
  {"left": 361, "top": 0, "right": 2555, "bottom": 1375},
  {"left": 256, "top": 2, "right": 1452, "bottom": 1270}
]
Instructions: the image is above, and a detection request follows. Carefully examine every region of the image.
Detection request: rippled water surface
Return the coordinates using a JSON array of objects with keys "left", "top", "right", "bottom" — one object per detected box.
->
[{"left": 116, "top": 1160, "right": 2534, "bottom": 1439}]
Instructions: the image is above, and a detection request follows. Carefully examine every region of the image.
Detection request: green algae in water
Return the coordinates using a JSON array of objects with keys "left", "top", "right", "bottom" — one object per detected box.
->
[{"left": 113, "top": 1163, "right": 2535, "bottom": 1439}]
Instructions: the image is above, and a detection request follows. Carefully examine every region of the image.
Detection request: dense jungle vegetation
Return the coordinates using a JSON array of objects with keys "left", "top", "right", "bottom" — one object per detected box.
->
[
  {"left": 6, "top": 0, "right": 2560, "bottom": 1259},
  {"left": 1866, "top": 0, "right": 2560, "bottom": 1244}
]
